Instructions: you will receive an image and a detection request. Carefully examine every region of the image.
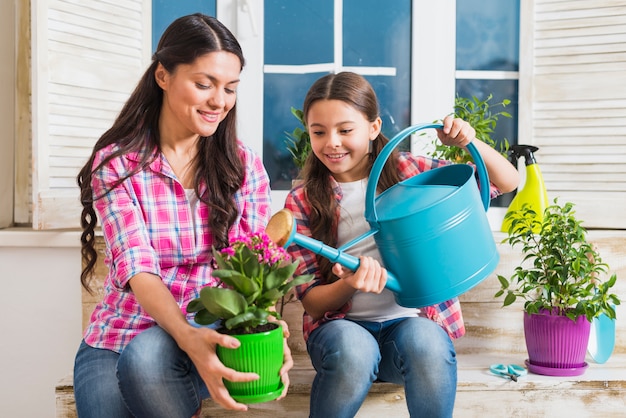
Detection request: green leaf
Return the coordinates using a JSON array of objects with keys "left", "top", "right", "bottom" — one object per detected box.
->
[
  {"left": 240, "top": 245, "right": 261, "bottom": 278},
  {"left": 264, "top": 262, "right": 298, "bottom": 290},
  {"left": 212, "top": 269, "right": 260, "bottom": 297},
  {"left": 186, "top": 297, "right": 205, "bottom": 313},
  {"left": 212, "top": 248, "right": 230, "bottom": 270},
  {"left": 193, "top": 308, "right": 220, "bottom": 326},
  {"left": 199, "top": 287, "right": 247, "bottom": 319},
  {"left": 503, "top": 292, "right": 517, "bottom": 306},
  {"left": 224, "top": 309, "right": 269, "bottom": 330},
  {"left": 281, "top": 273, "right": 315, "bottom": 294}
]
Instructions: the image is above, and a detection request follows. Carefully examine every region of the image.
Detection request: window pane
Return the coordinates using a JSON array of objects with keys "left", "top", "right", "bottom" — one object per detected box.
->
[
  {"left": 343, "top": 0, "right": 411, "bottom": 68},
  {"left": 265, "top": 0, "right": 334, "bottom": 65},
  {"left": 152, "top": 0, "right": 216, "bottom": 51},
  {"left": 456, "top": 0, "right": 520, "bottom": 71},
  {"left": 263, "top": 73, "right": 324, "bottom": 190},
  {"left": 368, "top": 76, "right": 410, "bottom": 141}
]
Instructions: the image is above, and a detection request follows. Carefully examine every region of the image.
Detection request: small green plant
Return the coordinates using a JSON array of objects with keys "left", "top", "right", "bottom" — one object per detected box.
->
[
  {"left": 432, "top": 94, "right": 511, "bottom": 163},
  {"left": 495, "top": 199, "right": 620, "bottom": 322},
  {"left": 284, "top": 107, "right": 311, "bottom": 170},
  {"left": 187, "top": 232, "right": 313, "bottom": 332}
]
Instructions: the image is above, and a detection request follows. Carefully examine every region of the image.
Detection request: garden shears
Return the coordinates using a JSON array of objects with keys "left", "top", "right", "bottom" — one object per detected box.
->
[{"left": 489, "top": 363, "right": 527, "bottom": 382}]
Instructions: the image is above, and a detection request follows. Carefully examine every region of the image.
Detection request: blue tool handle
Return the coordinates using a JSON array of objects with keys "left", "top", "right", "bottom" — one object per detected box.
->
[{"left": 291, "top": 233, "right": 402, "bottom": 292}]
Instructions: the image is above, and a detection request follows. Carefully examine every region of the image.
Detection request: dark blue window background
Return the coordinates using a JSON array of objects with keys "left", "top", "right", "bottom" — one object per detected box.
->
[
  {"left": 456, "top": 0, "right": 519, "bottom": 71},
  {"left": 264, "top": 0, "right": 411, "bottom": 190},
  {"left": 456, "top": 0, "right": 520, "bottom": 206},
  {"left": 152, "top": 0, "right": 216, "bottom": 51},
  {"left": 264, "top": 0, "right": 334, "bottom": 65}
]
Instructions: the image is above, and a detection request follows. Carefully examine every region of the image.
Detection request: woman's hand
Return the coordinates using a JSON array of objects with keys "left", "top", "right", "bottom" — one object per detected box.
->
[
  {"left": 436, "top": 115, "right": 476, "bottom": 148},
  {"left": 129, "top": 273, "right": 258, "bottom": 411},
  {"left": 332, "top": 256, "right": 387, "bottom": 294},
  {"left": 179, "top": 326, "right": 259, "bottom": 412}
]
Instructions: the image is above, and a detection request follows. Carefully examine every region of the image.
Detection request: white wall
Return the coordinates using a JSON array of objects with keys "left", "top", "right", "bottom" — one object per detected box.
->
[{"left": 0, "top": 231, "right": 82, "bottom": 418}]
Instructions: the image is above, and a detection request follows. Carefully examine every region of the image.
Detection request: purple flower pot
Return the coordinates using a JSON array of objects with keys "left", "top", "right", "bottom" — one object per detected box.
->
[{"left": 523, "top": 310, "right": 591, "bottom": 376}]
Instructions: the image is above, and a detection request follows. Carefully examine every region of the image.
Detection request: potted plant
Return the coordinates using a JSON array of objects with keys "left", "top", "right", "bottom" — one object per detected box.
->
[
  {"left": 187, "top": 232, "right": 313, "bottom": 403},
  {"left": 495, "top": 199, "right": 620, "bottom": 376}
]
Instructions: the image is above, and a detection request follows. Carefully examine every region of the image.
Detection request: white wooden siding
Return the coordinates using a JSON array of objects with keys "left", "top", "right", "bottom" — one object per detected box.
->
[
  {"left": 522, "top": 0, "right": 626, "bottom": 228},
  {"left": 31, "top": 0, "right": 150, "bottom": 229}
]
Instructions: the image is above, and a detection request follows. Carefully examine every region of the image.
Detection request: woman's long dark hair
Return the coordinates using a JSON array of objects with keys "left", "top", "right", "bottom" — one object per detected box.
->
[
  {"left": 301, "top": 72, "right": 401, "bottom": 282},
  {"left": 77, "top": 14, "right": 245, "bottom": 291}
]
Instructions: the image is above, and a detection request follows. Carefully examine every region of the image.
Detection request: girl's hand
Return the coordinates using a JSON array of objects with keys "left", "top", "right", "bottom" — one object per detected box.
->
[
  {"left": 437, "top": 115, "right": 476, "bottom": 148},
  {"left": 277, "top": 329, "right": 293, "bottom": 400},
  {"left": 267, "top": 317, "right": 293, "bottom": 400},
  {"left": 332, "top": 256, "right": 387, "bottom": 294}
]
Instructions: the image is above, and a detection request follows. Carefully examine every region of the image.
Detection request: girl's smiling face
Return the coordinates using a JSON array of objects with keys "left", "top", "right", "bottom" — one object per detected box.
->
[{"left": 306, "top": 99, "right": 381, "bottom": 183}]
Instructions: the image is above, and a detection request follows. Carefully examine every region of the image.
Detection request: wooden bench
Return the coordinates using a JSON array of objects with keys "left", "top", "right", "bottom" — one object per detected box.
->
[{"left": 56, "top": 232, "right": 626, "bottom": 417}]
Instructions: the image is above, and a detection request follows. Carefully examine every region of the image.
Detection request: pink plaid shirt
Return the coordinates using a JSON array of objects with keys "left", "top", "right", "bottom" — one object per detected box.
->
[
  {"left": 83, "top": 141, "right": 271, "bottom": 352},
  {"left": 286, "top": 152, "right": 501, "bottom": 342}
]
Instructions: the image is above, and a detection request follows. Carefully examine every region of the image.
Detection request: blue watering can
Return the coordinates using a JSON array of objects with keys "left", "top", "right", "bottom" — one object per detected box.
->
[{"left": 267, "top": 123, "right": 499, "bottom": 308}]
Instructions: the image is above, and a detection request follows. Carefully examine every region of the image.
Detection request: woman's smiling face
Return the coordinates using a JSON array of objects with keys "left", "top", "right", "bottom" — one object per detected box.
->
[
  {"left": 155, "top": 51, "right": 241, "bottom": 141},
  {"left": 306, "top": 99, "right": 381, "bottom": 183}
]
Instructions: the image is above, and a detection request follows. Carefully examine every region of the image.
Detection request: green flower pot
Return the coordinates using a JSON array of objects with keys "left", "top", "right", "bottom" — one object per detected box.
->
[{"left": 217, "top": 324, "right": 284, "bottom": 404}]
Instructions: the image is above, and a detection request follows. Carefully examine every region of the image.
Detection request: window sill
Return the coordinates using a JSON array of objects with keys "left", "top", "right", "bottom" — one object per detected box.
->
[{"left": 0, "top": 227, "right": 82, "bottom": 248}]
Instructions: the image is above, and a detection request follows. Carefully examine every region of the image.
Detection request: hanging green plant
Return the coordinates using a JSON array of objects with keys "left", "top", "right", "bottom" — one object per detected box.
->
[{"left": 284, "top": 107, "right": 311, "bottom": 171}]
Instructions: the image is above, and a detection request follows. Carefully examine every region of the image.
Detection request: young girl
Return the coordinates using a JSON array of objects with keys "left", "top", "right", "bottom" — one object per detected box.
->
[
  {"left": 73, "top": 14, "right": 291, "bottom": 418},
  {"left": 285, "top": 72, "right": 519, "bottom": 417}
]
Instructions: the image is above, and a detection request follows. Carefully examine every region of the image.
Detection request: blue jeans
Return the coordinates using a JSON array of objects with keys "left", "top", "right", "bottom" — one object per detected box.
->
[
  {"left": 74, "top": 326, "right": 209, "bottom": 418},
  {"left": 307, "top": 317, "right": 457, "bottom": 418}
]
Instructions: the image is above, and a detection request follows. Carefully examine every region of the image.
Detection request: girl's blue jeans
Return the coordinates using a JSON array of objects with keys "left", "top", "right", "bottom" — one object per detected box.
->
[
  {"left": 307, "top": 316, "right": 457, "bottom": 418},
  {"left": 73, "top": 325, "right": 209, "bottom": 418}
]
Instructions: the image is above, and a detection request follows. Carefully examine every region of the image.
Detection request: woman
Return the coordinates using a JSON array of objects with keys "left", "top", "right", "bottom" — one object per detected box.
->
[{"left": 73, "top": 14, "right": 290, "bottom": 417}]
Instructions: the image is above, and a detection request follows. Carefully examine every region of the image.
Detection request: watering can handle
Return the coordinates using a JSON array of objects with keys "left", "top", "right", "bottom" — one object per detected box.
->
[{"left": 364, "top": 123, "right": 491, "bottom": 224}]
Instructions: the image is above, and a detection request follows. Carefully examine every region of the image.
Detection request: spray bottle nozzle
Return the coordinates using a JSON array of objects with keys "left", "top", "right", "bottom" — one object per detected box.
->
[{"left": 510, "top": 145, "right": 539, "bottom": 166}]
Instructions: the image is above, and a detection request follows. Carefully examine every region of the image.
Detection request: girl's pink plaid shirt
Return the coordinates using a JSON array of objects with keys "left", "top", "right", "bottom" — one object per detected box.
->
[
  {"left": 286, "top": 152, "right": 502, "bottom": 342},
  {"left": 83, "top": 141, "right": 271, "bottom": 352}
]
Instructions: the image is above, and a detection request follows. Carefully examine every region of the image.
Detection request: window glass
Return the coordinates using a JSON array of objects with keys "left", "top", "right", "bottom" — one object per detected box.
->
[
  {"left": 456, "top": 0, "right": 520, "bottom": 71},
  {"left": 152, "top": 0, "right": 216, "bottom": 51},
  {"left": 265, "top": 0, "right": 334, "bottom": 65},
  {"left": 343, "top": 0, "right": 410, "bottom": 68}
]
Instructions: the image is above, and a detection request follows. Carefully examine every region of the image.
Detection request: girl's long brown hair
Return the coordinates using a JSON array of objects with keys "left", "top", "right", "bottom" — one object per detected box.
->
[
  {"left": 301, "top": 72, "right": 401, "bottom": 282},
  {"left": 77, "top": 14, "right": 245, "bottom": 291}
]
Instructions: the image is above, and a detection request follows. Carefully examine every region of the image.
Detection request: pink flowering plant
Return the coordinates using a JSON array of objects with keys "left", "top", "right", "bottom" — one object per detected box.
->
[{"left": 187, "top": 232, "right": 313, "bottom": 332}]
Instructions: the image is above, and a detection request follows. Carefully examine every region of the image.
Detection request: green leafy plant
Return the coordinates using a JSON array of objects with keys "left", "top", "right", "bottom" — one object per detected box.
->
[
  {"left": 284, "top": 107, "right": 311, "bottom": 171},
  {"left": 495, "top": 199, "right": 620, "bottom": 322},
  {"left": 431, "top": 94, "right": 511, "bottom": 163},
  {"left": 187, "top": 232, "right": 313, "bottom": 332}
]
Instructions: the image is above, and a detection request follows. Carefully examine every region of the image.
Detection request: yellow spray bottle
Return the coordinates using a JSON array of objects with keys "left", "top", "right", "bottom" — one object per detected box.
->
[{"left": 501, "top": 145, "right": 549, "bottom": 233}]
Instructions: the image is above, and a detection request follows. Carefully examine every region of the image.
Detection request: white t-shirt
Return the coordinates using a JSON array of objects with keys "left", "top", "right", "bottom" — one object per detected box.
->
[{"left": 336, "top": 179, "right": 419, "bottom": 321}]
